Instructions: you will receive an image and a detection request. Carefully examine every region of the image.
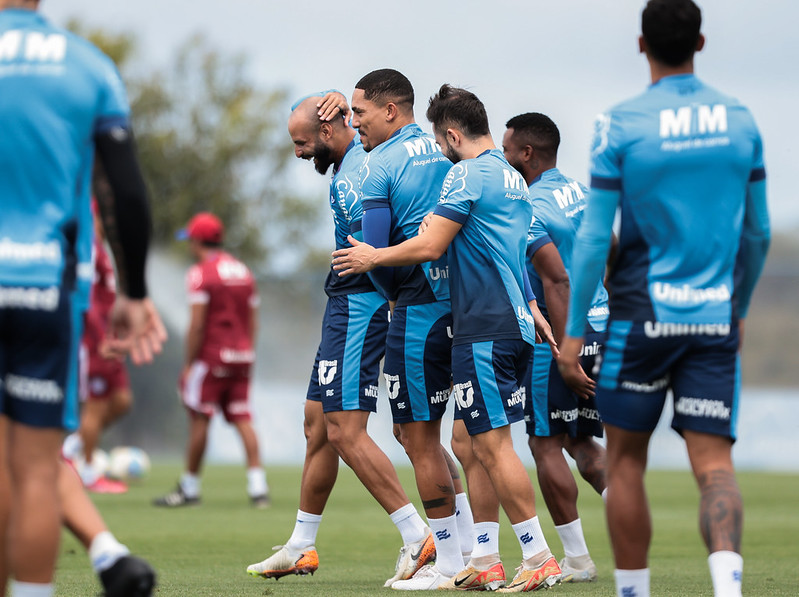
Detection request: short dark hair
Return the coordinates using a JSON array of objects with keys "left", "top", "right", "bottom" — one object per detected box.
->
[
  {"left": 426, "top": 84, "right": 490, "bottom": 138},
  {"left": 355, "top": 69, "right": 414, "bottom": 108},
  {"left": 505, "top": 113, "right": 560, "bottom": 162},
  {"left": 642, "top": 0, "right": 702, "bottom": 66}
]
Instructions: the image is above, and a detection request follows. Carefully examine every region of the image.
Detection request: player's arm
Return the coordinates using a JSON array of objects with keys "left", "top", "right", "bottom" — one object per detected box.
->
[
  {"left": 532, "top": 243, "right": 569, "bottom": 344},
  {"left": 736, "top": 174, "right": 770, "bottom": 345},
  {"left": 332, "top": 214, "right": 459, "bottom": 274},
  {"left": 184, "top": 303, "right": 208, "bottom": 370}
]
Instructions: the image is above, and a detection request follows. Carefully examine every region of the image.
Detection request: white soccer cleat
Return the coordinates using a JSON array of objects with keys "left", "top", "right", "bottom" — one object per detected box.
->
[
  {"left": 246, "top": 544, "right": 319, "bottom": 580},
  {"left": 558, "top": 555, "right": 598, "bottom": 582},
  {"left": 383, "top": 530, "right": 436, "bottom": 587},
  {"left": 391, "top": 564, "right": 450, "bottom": 591}
]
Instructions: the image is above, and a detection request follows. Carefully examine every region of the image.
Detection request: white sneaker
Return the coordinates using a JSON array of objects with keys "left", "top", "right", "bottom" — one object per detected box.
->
[
  {"left": 383, "top": 530, "right": 436, "bottom": 587},
  {"left": 391, "top": 564, "right": 450, "bottom": 591},
  {"left": 559, "top": 554, "right": 597, "bottom": 582},
  {"left": 246, "top": 544, "right": 319, "bottom": 579}
]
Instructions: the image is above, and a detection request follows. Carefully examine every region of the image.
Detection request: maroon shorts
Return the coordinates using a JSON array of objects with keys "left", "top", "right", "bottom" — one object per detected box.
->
[
  {"left": 87, "top": 354, "right": 130, "bottom": 401},
  {"left": 181, "top": 361, "right": 252, "bottom": 423}
]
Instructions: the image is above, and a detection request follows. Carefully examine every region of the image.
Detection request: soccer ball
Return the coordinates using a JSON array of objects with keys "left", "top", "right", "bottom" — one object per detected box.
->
[{"left": 107, "top": 446, "right": 151, "bottom": 482}]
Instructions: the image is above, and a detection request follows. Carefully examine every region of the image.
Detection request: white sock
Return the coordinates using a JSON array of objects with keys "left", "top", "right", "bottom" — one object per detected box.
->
[
  {"left": 62, "top": 432, "right": 83, "bottom": 460},
  {"left": 10, "top": 581, "right": 54, "bottom": 597},
  {"left": 470, "top": 521, "right": 500, "bottom": 559},
  {"left": 390, "top": 503, "right": 428, "bottom": 545},
  {"left": 708, "top": 551, "right": 743, "bottom": 597},
  {"left": 286, "top": 510, "right": 322, "bottom": 550},
  {"left": 555, "top": 518, "right": 589, "bottom": 558},
  {"left": 89, "top": 530, "right": 130, "bottom": 572},
  {"left": 246, "top": 467, "right": 268, "bottom": 497},
  {"left": 455, "top": 492, "right": 474, "bottom": 556},
  {"left": 615, "top": 568, "right": 650, "bottom": 597},
  {"left": 180, "top": 472, "right": 201, "bottom": 498},
  {"left": 512, "top": 516, "right": 549, "bottom": 561},
  {"left": 79, "top": 461, "right": 101, "bottom": 487},
  {"left": 427, "top": 514, "right": 463, "bottom": 576}
]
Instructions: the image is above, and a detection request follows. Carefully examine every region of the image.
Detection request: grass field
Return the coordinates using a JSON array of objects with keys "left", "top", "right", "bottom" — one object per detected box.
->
[{"left": 55, "top": 465, "right": 798, "bottom": 596}]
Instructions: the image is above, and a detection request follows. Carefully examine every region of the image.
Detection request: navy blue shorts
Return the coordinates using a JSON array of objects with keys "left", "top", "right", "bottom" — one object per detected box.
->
[
  {"left": 524, "top": 330, "right": 604, "bottom": 438},
  {"left": 596, "top": 320, "right": 740, "bottom": 439},
  {"left": 452, "top": 338, "right": 531, "bottom": 436},
  {"left": 384, "top": 301, "right": 452, "bottom": 424},
  {"left": 305, "top": 292, "right": 388, "bottom": 413},
  {"left": 0, "top": 285, "right": 81, "bottom": 430}
]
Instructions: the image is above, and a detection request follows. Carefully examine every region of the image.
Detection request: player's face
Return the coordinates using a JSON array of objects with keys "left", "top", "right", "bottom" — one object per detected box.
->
[
  {"left": 502, "top": 128, "right": 525, "bottom": 172},
  {"left": 433, "top": 127, "right": 460, "bottom": 164},
  {"left": 351, "top": 89, "right": 389, "bottom": 152},
  {"left": 289, "top": 120, "right": 334, "bottom": 174}
]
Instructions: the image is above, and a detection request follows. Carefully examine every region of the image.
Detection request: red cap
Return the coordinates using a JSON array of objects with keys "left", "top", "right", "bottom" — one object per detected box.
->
[{"left": 177, "top": 212, "right": 224, "bottom": 244}]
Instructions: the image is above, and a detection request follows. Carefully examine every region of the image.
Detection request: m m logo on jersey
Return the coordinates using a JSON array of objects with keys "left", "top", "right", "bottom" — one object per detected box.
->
[
  {"left": 0, "top": 31, "right": 66, "bottom": 62},
  {"left": 503, "top": 168, "right": 526, "bottom": 192},
  {"left": 659, "top": 104, "right": 728, "bottom": 138},
  {"left": 318, "top": 360, "right": 338, "bottom": 385},
  {"left": 553, "top": 181, "right": 585, "bottom": 209},
  {"left": 403, "top": 136, "right": 440, "bottom": 157}
]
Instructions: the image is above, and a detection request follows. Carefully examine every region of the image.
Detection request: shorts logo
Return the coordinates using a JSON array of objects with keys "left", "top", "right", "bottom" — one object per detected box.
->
[
  {"left": 430, "top": 389, "right": 449, "bottom": 404},
  {"left": 89, "top": 377, "right": 108, "bottom": 397},
  {"left": 385, "top": 374, "right": 401, "bottom": 400},
  {"left": 506, "top": 386, "right": 525, "bottom": 408},
  {"left": 674, "top": 396, "right": 731, "bottom": 420},
  {"left": 451, "top": 381, "right": 474, "bottom": 410},
  {"left": 318, "top": 360, "right": 338, "bottom": 385},
  {"left": 551, "top": 408, "right": 578, "bottom": 422},
  {"left": 364, "top": 385, "right": 379, "bottom": 398},
  {"left": 446, "top": 326, "right": 453, "bottom": 339},
  {"left": 621, "top": 376, "right": 669, "bottom": 393},
  {"left": 4, "top": 374, "right": 62, "bottom": 403}
]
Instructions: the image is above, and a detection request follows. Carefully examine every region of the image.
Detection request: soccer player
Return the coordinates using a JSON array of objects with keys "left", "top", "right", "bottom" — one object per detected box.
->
[
  {"left": 559, "top": 2, "right": 771, "bottom": 596},
  {"left": 153, "top": 213, "right": 270, "bottom": 508},
  {"left": 0, "top": 2, "right": 164, "bottom": 596},
  {"left": 334, "top": 85, "right": 562, "bottom": 592},
  {"left": 246, "top": 91, "right": 439, "bottom": 585},
  {"left": 503, "top": 113, "right": 608, "bottom": 582}
]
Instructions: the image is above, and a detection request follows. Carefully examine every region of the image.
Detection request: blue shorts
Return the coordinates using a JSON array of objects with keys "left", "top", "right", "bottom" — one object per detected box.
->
[
  {"left": 596, "top": 320, "right": 740, "bottom": 440},
  {"left": 0, "top": 285, "right": 81, "bottom": 430},
  {"left": 452, "top": 338, "right": 531, "bottom": 436},
  {"left": 305, "top": 292, "right": 388, "bottom": 413},
  {"left": 384, "top": 301, "right": 452, "bottom": 424},
  {"left": 524, "top": 330, "right": 604, "bottom": 438}
]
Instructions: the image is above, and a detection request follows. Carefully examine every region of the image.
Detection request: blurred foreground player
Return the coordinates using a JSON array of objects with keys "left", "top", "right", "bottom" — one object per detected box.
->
[
  {"left": 560, "top": 1, "right": 771, "bottom": 596},
  {"left": 154, "top": 213, "right": 269, "bottom": 508},
  {"left": 0, "top": 1, "right": 164, "bottom": 595}
]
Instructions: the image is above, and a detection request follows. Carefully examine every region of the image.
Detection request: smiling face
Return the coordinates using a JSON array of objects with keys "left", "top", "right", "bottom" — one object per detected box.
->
[
  {"left": 287, "top": 115, "right": 335, "bottom": 174},
  {"left": 350, "top": 88, "right": 393, "bottom": 152}
]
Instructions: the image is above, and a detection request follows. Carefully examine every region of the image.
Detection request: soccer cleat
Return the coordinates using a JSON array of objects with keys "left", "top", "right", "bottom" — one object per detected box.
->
[
  {"left": 246, "top": 545, "right": 319, "bottom": 579},
  {"left": 391, "top": 564, "right": 450, "bottom": 590},
  {"left": 438, "top": 558, "right": 506, "bottom": 591},
  {"left": 99, "top": 555, "right": 156, "bottom": 597},
  {"left": 558, "top": 555, "right": 597, "bottom": 582},
  {"left": 250, "top": 493, "right": 271, "bottom": 509},
  {"left": 497, "top": 556, "right": 561, "bottom": 592},
  {"left": 384, "top": 530, "right": 436, "bottom": 587},
  {"left": 152, "top": 484, "right": 200, "bottom": 507},
  {"left": 87, "top": 477, "right": 128, "bottom": 494}
]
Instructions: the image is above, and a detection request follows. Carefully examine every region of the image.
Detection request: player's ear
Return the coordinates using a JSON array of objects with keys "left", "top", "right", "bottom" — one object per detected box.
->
[
  {"left": 319, "top": 121, "right": 333, "bottom": 140},
  {"left": 523, "top": 144, "right": 534, "bottom": 162},
  {"left": 696, "top": 33, "right": 705, "bottom": 53},
  {"left": 385, "top": 102, "right": 398, "bottom": 122},
  {"left": 638, "top": 35, "right": 646, "bottom": 55},
  {"left": 446, "top": 128, "right": 459, "bottom": 147}
]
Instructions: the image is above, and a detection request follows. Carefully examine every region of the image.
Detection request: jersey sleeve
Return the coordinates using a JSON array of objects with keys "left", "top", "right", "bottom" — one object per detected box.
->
[
  {"left": 527, "top": 208, "right": 553, "bottom": 259},
  {"left": 93, "top": 52, "right": 131, "bottom": 135},
  {"left": 434, "top": 163, "right": 480, "bottom": 225},
  {"left": 186, "top": 265, "right": 210, "bottom": 305},
  {"left": 589, "top": 112, "right": 622, "bottom": 191},
  {"left": 359, "top": 153, "right": 392, "bottom": 211}
]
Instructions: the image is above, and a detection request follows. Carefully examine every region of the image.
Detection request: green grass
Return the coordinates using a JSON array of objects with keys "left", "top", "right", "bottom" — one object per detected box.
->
[{"left": 55, "top": 465, "right": 799, "bottom": 596}]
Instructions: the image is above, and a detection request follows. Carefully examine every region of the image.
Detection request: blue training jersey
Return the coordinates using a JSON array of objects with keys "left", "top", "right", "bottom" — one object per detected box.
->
[
  {"left": 359, "top": 123, "right": 452, "bottom": 306},
  {"left": 581, "top": 74, "right": 766, "bottom": 327},
  {"left": 526, "top": 168, "right": 608, "bottom": 333},
  {"left": 434, "top": 149, "right": 535, "bottom": 346},
  {"left": 324, "top": 136, "right": 377, "bottom": 297},
  {"left": 0, "top": 9, "right": 130, "bottom": 309}
]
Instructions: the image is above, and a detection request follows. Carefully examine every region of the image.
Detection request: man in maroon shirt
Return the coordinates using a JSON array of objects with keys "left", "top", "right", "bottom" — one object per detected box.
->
[{"left": 154, "top": 213, "right": 269, "bottom": 508}]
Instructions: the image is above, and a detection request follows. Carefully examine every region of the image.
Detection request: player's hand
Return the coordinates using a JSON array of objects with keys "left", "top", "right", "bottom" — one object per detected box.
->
[
  {"left": 317, "top": 91, "right": 350, "bottom": 122},
  {"left": 418, "top": 212, "right": 435, "bottom": 235},
  {"left": 529, "top": 300, "right": 559, "bottom": 358},
  {"left": 108, "top": 296, "right": 167, "bottom": 365},
  {"left": 557, "top": 336, "right": 593, "bottom": 396},
  {"left": 98, "top": 336, "right": 125, "bottom": 361},
  {"left": 558, "top": 358, "right": 596, "bottom": 399},
  {"left": 332, "top": 235, "right": 378, "bottom": 276}
]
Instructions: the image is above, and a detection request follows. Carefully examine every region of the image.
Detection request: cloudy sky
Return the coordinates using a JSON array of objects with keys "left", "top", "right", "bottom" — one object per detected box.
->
[{"left": 42, "top": 0, "right": 798, "bottom": 229}]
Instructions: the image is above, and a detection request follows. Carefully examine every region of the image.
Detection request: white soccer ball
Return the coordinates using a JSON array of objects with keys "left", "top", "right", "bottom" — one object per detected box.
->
[
  {"left": 74, "top": 448, "right": 109, "bottom": 481},
  {"left": 107, "top": 446, "right": 151, "bottom": 482}
]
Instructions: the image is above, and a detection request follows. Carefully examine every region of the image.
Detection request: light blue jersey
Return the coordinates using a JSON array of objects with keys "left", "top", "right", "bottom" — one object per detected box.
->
[
  {"left": 527, "top": 168, "right": 608, "bottom": 333},
  {"left": 567, "top": 74, "right": 769, "bottom": 336},
  {"left": 325, "top": 137, "right": 375, "bottom": 297},
  {"left": 0, "top": 9, "right": 129, "bottom": 308},
  {"left": 434, "top": 149, "right": 535, "bottom": 346},
  {"left": 360, "top": 123, "right": 451, "bottom": 306}
]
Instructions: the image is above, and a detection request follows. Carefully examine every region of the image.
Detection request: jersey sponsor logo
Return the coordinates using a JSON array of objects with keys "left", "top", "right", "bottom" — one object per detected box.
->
[
  {"left": 430, "top": 389, "right": 449, "bottom": 405},
  {"left": 220, "top": 348, "right": 255, "bottom": 364},
  {"left": 0, "top": 30, "right": 66, "bottom": 62},
  {"left": 506, "top": 386, "right": 525, "bottom": 408},
  {"left": 429, "top": 266, "right": 448, "bottom": 281},
  {"left": 385, "top": 374, "right": 401, "bottom": 400},
  {"left": 440, "top": 164, "right": 468, "bottom": 203},
  {"left": 452, "top": 380, "right": 475, "bottom": 410},
  {"left": 659, "top": 104, "right": 728, "bottom": 138},
  {"left": 3, "top": 373, "right": 63, "bottom": 403},
  {"left": 446, "top": 326, "right": 453, "bottom": 339},
  {"left": 0, "top": 285, "right": 59, "bottom": 311},
  {"left": 591, "top": 113, "right": 611, "bottom": 158},
  {"left": 579, "top": 341, "right": 602, "bottom": 357},
  {"left": 0, "top": 239, "right": 60, "bottom": 263},
  {"left": 621, "top": 376, "right": 669, "bottom": 393},
  {"left": 333, "top": 174, "right": 358, "bottom": 222},
  {"left": 503, "top": 168, "right": 526, "bottom": 191},
  {"left": 552, "top": 181, "right": 585, "bottom": 209},
  {"left": 644, "top": 321, "right": 732, "bottom": 338},
  {"left": 587, "top": 305, "right": 609, "bottom": 319},
  {"left": 674, "top": 396, "right": 731, "bottom": 420},
  {"left": 318, "top": 360, "right": 338, "bottom": 385},
  {"left": 217, "top": 260, "right": 249, "bottom": 282},
  {"left": 364, "top": 385, "right": 379, "bottom": 398},
  {"left": 403, "top": 136, "right": 440, "bottom": 158},
  {"left": 516, "top": 306, "right": 534, "bottom": 325},
  {"left": 651, "top": 282, "right": 731, "bottom": 305}
]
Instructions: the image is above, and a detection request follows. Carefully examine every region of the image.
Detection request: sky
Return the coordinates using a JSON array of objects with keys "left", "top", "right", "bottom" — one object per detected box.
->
[{"left": 40, "top": 0, "right": 799, "bottom": 230}]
